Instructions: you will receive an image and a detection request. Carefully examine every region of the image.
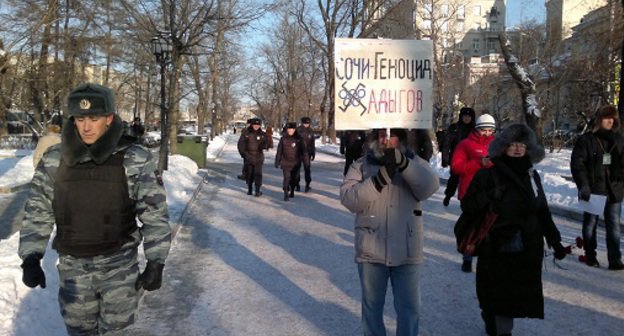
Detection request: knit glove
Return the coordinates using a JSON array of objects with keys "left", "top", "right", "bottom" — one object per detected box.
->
[
  {"left": 135, "top": 261, "right": 165, "bottom": 291},
  {"left": 21, "top": 253, "right": 46, "bottom": 289}
]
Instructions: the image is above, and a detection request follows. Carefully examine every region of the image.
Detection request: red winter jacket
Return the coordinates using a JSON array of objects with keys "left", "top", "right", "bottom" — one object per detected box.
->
[{"left": 451, "top": 131, "right": 495, "bottom": 199}]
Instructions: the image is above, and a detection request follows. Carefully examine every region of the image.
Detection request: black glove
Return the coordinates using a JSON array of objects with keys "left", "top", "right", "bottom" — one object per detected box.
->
[
  {"left": 552, "top": 241, "right": 568, "bottom": 260},
  {"left": 310, "top": 153, "right": 315, "bottom": 161},
  {"left": 579, "top": 186, "right": 591, "bottom": 201},
  {"left": 383, "top": 148, "right": 398, "bottom": 180},
  {"left": 135, "top": 261, "right": 165, "bottom": 291},
  {"left": 21, "top": 254, "right": 46, "bottom": 289},
  {"left": 275, "top": 161, "right": 280, "bottom": 169}
]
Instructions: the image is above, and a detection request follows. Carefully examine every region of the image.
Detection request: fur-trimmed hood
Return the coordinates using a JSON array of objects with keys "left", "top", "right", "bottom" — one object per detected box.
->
[
  {"left": 488, "top": 123, "right": 545, "bottom": 163},
  {"left": 61, "top": 114, "right": 127, "bottom": 166}
]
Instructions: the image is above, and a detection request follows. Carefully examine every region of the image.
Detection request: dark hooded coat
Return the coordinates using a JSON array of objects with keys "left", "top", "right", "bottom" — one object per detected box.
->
[{"left": 460, "top": 124, "right": 562, "bottom": 318}]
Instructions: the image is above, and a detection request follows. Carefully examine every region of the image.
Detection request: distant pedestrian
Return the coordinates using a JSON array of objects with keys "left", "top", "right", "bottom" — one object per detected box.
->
[
  {"left": 275, "top": 122, "right": 307, "bottom": 201},
  {"left": 407, "top": 129, "right": 433, "bottom": 162},
  {"left": 571, "top": 105, "right": 624, "bottom": 270},
  {"left": 18, "top": 83, "right": 171, "bottom": 335},
  {"left": 296, "top": 117, "right": 315, "bottom": 192},
  {"left": 238, "top": 118, "right": 267, "bottom": 196},
  {"left": 129, "top": 117, "right": 145, "bottom": 144},
  {"left": 33, "top": 123, "right": 62, "bottom": 168},
  {"left": 340, "top": 130, "right": 366, "bottom": 175},
  {"left": 451, "top": 113, "right": 496, "bottom": 273},
  {"left": 441, "top": 107, "right": 476, "bottom": 206},
  {"left": 341, "top": 128, "right": 439, "bottom": 336},
  {"left": 460, "top": 123, "right": 567, "bottom": 336}
]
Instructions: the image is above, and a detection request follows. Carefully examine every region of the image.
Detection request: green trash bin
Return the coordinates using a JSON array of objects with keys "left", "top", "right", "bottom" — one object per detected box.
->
[{"left": 176, "top": 135, "right": 208, "bottom": 168}]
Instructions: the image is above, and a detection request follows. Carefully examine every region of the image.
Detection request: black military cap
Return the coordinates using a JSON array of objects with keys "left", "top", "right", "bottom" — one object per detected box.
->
[
  {"left": 286, "top": 122, "right": 297, "bottom": 129},
  {"left": 67, "top": 83, "right": 116, "bottom": 117},
  {"left": 250, "top": 118, "right": 262, "bottom": 125},
  {"left": 301, "top": 117, "right": 311, "bottom": 124}
]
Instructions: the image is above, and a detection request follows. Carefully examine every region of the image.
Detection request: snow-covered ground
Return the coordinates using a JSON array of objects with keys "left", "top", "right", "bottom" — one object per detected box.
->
[{"left": 0, "top": 134, "right": 622, "bottom": 335}]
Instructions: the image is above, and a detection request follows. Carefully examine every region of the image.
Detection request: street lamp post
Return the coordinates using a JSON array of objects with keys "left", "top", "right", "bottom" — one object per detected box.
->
[{"left": 151, "top": 33, "right": 172, "bottom": 172}]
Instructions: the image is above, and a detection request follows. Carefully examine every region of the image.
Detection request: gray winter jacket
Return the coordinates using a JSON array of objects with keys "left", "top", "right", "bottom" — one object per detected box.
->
[{"left": 340, "top": 149, "right": 439, "bottom": 266}]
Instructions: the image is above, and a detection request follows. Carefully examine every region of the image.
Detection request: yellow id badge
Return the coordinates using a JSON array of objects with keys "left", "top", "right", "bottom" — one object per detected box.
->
[{"left": 603, "top": 153, "right": 612, "bottom": 165}]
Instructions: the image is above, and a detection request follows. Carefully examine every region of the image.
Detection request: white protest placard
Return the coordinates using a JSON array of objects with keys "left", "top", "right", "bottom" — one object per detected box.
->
[
  {"left": 578, "top": 194, "right": 607, "bottom": 215},
  {"left": 334, "top": 38, "right": 433, "bottom": 130}
]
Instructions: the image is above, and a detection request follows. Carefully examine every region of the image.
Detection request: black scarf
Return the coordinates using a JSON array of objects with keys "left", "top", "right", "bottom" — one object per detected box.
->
[{"left": 61, "top": 114, "right": 125, "bottom": 166}]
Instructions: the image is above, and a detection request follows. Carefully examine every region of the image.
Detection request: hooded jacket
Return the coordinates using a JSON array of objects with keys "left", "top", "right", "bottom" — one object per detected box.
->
[
  {"left": 340, "top": 141, "right": 439, "bottom": 266},
  {"left": 451, "top": 130, "right": 495, "bottom": 199}
]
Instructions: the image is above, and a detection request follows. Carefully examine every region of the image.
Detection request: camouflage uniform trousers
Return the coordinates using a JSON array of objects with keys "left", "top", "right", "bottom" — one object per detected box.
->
[{"left": 57, "top": 247, "right": 140, "bottom": 336}]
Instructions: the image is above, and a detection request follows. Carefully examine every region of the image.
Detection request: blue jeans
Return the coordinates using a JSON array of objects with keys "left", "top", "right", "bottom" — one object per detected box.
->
[
  {"left": 582, "top": 201, "right": 622, "bottom": 263},
  {"left": 358, "top": 263, "right": 421, "bottom": 336}
]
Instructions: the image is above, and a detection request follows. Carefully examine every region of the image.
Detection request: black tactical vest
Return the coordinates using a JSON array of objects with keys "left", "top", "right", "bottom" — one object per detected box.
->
[{"left": 52, "top": 151, "right": 137, "bottom": 257}]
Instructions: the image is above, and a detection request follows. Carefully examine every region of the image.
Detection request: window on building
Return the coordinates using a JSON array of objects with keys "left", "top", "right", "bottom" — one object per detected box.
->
[
  {"left": 422, "top": 19, "right": 431, "bottom": 30},
  {"left": 456, "top": 21, "right": 464, "bottom": 32},
  {"left": 473, "top": 5, "right": 481, "bottom": 16},
  {"left": 441, "top": 4, "right": 449, "bottom": 17},
  {"left": 457, "top": 5, "right": 465, "bottom": 19},
  {"left": 487, "top": 40, "right": 497, "bottom": 52},
  {"left": 472, "top": 39, "right": 480, "bottom": 51}
]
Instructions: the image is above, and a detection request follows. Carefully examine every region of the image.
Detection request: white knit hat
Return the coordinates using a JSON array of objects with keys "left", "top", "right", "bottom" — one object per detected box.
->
[{"left": 475, "top": 114, "right": 496, "bottom": 129}]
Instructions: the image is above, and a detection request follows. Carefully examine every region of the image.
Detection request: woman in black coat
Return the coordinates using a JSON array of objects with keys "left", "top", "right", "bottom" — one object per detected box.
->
[{"left": 460, "top": 123, "right": 567, "bottom": 336}]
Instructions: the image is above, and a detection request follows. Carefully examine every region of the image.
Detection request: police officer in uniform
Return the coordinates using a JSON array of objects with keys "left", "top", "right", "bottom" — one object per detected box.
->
[
  {"left": 238, "top": 118, "right": 267, "bottom": 196},
  {"left": 296, "top": 116, "right": 315, "bottom": 192},
  {"left": 275, "top": 122, "right": 308, "bottom": 201},
  {"left": 237, "top": 118, "right": 253, "bottom": 180},
  {"left": 18, "top": 83, "right": 171, "bottom": 335}
]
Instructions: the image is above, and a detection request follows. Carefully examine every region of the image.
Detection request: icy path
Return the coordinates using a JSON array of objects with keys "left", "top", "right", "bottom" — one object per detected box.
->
[{"left": 129, "top": 134, "right": 624, "bottom": 336}]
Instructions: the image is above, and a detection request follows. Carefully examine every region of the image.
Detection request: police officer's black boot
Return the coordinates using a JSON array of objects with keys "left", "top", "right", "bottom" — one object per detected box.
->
[
  {"left": 283, "top": 190, "right": 289, "bottom": 201},
  {"left": 247, "top": 184, "right": 253, "bottom": 195},
  {"left": 289, "top": 186, "right": 295, "bottom": 198},
  {"left": 295, "top": 184, "right": 300, "bottom": 192},
  {"left": 304, "top": 183, "right": 311, "bottom": 193},
  {"left": 255, "top": 185, "right": 262, "bottom": 197}
]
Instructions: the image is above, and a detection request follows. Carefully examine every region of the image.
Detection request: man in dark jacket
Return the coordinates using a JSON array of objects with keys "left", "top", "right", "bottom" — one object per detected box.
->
[
  {"left": 296, "top": 117, "right": 315, "bottom": 192},
  {"left": 571, "top": 105, "right": 624, "bottom": 270},
  {"left": 19, "top": 83, "right": 171, "bottom": 335},
  {"left": 340, "top": 130, "right": 366, "bottom": 175},
  {"left": 238, "top": 118, "right": 267, "bottom": 196},
  {"left": 441, "top": 107, "right": 476, "bottom": 206},
  {"left": 275, "top": 122, "right": 308, "bottom": 201}
]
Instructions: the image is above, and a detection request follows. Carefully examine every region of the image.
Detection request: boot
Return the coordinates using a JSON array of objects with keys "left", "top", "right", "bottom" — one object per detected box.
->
[
  {"left": 295, "top": 184, "right": 300, "bottom": 192},
  {"left": 289, "top": 187, "right": 295, "bottom": 198},
  {"left": 585, "top": 255, "right": 600, "bottom": 267},
  {"left": 443, "top": 195, "right": 451, "bottom": 206},
  {"left": 283, "top": 191, "right": 289, "bottom": 201},
  {"left": 461, "top": 260, "right": 472, "bottom": 273},
  {"left": 608, "top": 260, "right": 624, "bottom": 270},
  {"left": 481, "top": 311, "right": 496, "bottom": 336},
  {"left": 254, "top": 185, "right": 262, "bottom": 197},
  {"left": 247, "top": 184, "right": 253, "bottom": 195},
  {"left": 304, "top": 183, "right": 311, "bottom": 193}
]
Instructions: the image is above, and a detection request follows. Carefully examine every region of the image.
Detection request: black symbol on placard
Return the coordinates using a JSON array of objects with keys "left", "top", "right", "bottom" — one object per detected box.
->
[{"left": 338, "top": 82, "right": 367, "bottom": 115}]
